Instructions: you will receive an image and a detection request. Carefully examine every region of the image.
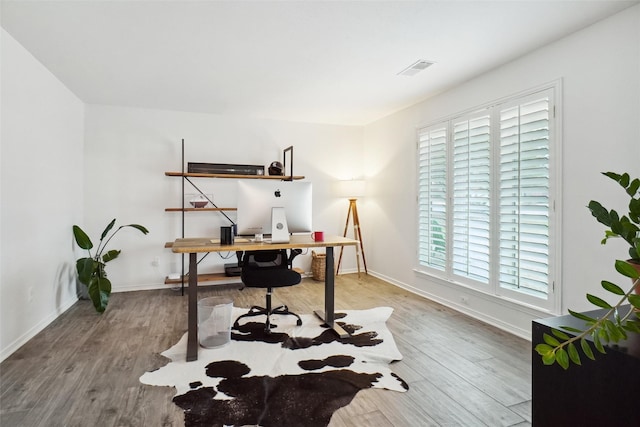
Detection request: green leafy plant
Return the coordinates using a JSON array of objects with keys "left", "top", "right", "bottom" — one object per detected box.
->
[
  {"left": 535, "top": 172, "right": 640, "bottom": 369},
  {"left": 588, "top": 172, "right": 640, "bottom": 262},
  {"left": 73, "top": 219, "right": 149, "bottom": 313}
]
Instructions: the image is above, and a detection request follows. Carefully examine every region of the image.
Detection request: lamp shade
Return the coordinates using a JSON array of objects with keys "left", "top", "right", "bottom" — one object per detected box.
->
[{"left": 336, "top": 179, "right": 366, "bottom": 198}]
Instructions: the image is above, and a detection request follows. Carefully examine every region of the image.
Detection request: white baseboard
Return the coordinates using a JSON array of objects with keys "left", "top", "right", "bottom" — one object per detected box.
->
[
  {"left": 0, "top": 294, "right": 79, "bottom": 363},
  {"left": 113, "top": 282, "right": 181, "bottom": 293},
  {"left": 368, "top": 270, "right": 532, "bottom": 341}
]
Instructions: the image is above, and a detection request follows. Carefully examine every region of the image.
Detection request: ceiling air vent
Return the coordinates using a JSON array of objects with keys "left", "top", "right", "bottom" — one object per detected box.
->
[{"left": 397, "top": 60, "right": 435, "bottom": 77}]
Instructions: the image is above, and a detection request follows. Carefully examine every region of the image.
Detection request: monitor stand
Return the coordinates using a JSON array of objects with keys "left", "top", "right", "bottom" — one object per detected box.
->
[{"left": 270, "top": 207, "right": 290, "bottom": 243}]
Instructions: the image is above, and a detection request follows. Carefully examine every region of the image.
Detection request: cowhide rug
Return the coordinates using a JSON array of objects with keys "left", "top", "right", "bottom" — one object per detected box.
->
[{"left": 140, "top": 306, "right": 408, "bottom": 427}]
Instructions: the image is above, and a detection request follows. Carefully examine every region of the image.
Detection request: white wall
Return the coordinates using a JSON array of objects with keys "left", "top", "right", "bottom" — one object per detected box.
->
[
  {"left": 363, "top": 5, "right": 640, "bottom": 338},
  {"left": 83, "top": 105, "right": 364, "bottom": 291},
  {"left": 1, "top": 29, "right": 85, "bottom": 361},
  {"left": 2, "top": 5, "right": 638, "bottom": 364}
]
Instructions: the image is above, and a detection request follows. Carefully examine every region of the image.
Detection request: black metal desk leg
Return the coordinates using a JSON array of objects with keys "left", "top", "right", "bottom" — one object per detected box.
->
[
  {"left": 314, "top": 246, "right": 349, "bottom": 338},
  {"left": 325, "top": 246, "right": 335, "bottom": 325},
  {"left": 186, "top": 252, "right": 198, "bottom": 361}
]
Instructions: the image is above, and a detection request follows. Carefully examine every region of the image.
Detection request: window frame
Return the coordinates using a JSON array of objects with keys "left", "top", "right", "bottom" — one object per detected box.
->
[{"left": 415, "top": 82, "right": 562, "bottom": 313}]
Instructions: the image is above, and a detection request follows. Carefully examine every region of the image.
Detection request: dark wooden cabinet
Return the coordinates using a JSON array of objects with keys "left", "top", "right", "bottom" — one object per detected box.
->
[{"left": 532, "top": 307, "right": 640, "bottom": 426}]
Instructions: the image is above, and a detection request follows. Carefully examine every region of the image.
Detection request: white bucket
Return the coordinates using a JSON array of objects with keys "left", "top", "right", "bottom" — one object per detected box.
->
[{"left": 197, "top": 297, "right": 233, "bottom": 348}]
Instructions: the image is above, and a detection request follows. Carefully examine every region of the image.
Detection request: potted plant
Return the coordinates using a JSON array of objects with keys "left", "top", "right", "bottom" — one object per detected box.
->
[
  {"left": 73, "top": 219, "right": 149, "bottom": 313},
  {"left": 535, "top": 171, "right": 640, "bottom": 369}
]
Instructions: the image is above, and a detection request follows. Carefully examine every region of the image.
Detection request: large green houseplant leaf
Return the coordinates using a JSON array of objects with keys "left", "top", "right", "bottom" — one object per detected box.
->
[
  {"left": 535, "top": 172, "right": 640, "bottom": 369},
  {"left": 73, "top": 219, "right": 149, "bottom": 313}
]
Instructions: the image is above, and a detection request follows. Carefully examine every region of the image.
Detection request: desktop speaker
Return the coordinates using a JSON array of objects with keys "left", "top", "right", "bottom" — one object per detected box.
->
[{"left": 187, "top": 162, "right": 265, "bottom": 175}]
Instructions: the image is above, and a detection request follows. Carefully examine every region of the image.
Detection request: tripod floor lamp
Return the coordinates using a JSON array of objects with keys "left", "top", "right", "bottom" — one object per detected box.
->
[{"left": 336, "top": 179, "right": 367, "bottom": 277}]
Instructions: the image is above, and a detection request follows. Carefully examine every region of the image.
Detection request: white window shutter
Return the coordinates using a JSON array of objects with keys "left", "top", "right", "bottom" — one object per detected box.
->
[
  {"left": 452, "top": 114, "right": 491, "bottom": 283},
  {"left": 418, "top": 126, "right": 448, "bottom": 271},
  {"left": 498, "top": 95, "right": 551, "bottom": 297}
]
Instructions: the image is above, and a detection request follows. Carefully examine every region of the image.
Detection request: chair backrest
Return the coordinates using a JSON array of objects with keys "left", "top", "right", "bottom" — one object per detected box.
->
[
  {"left": 242, "top": 250, "right": 288, "bottom": 270},
  {"left": 240, "top": 249, "right": 301, "bottom": 288}
]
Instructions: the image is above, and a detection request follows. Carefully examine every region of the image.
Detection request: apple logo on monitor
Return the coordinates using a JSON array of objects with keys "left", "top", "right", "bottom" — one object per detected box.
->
[{"left": 274, "top": 189, "right": 281, "bottom": 197}]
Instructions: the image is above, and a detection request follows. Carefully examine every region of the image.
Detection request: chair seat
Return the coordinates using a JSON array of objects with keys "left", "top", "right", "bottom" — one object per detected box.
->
[{"left": 242, "top": 268, "right": 301, "bottom": 288}]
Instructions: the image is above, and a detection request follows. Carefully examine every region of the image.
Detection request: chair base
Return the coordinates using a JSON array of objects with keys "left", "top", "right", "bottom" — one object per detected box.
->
[{"left": 233, "top": 288, "right": 302, "bottom": 333}]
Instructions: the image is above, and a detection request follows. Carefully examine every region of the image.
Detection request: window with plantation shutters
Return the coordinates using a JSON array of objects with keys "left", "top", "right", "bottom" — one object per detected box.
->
[{"left": 416, "top": 85, "right": 558, "bottom": 310}]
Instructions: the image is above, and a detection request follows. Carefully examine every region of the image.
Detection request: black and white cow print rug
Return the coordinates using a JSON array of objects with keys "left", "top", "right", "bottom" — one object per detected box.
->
[{"left": 140, "top": 306, "right": 408, "bottom": 427}]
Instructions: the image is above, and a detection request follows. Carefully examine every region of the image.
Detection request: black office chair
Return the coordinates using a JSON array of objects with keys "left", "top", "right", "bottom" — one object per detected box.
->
[{"left": 233, "top": 249, "right": 303, "bottom": 333}]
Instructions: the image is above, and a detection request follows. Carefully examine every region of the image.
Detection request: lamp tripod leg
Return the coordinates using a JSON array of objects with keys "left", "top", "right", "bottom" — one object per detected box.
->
[
  {"left": 337, "top": 201, "right": 353, "bottom": 274},
  {"left": 353, "top": 226, "right": 361, "bottom": 278},
  {"left": 351, "top": 202, "right": 367, "bottom": 275}
]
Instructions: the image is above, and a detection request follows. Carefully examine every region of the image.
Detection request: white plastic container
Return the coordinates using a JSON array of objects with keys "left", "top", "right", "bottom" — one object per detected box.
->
[{"left": 198, "top": 297, "right": 233, "bottom": 348}]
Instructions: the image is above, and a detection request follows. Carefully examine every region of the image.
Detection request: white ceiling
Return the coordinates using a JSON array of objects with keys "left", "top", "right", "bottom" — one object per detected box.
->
[{"left": 2, "top": 0, "right": 637, "bottom": 125}]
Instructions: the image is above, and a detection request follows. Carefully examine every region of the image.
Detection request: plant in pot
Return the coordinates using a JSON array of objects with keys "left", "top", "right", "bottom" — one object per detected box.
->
[
  {"left": 73, "top": 219, "right": 149, "bottom": 313},
  {"left": 535, "top": 171, "right": 640, "bottom": 369}
]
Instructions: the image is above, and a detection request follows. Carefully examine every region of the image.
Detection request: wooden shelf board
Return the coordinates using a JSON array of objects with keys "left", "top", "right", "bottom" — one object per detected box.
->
[
  {"left": 164, "top": 272, "right": 235, "bottom": 285},
  {"left": 165, "top": 207, "right": 237, "bottom": 212},
  {"left": 165, "top": 171, "right": 304, "bottom": 180}
]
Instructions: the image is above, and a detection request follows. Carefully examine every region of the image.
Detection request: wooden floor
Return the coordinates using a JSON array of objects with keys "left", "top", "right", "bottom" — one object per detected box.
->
[{"left": 0, "top": 274, "right": 532, "bottom": 426}]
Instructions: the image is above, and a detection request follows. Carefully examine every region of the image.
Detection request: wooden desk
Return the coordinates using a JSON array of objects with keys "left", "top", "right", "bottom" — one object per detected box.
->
[{"left": 171, "top": 234, "right": 358, "bottom": 361}]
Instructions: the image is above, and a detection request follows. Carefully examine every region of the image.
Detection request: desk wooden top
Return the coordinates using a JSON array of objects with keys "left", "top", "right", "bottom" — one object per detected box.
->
[{"left": 171, "top": 234, "right": 358, "bottom": 253}]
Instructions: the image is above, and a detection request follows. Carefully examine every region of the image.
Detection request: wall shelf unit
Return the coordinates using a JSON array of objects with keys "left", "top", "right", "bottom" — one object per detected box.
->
[
  {"left": 164, "top": 207, "right": 237, "bottom": 212},
  {"left": 165, "top": 171, "right": 305, "bottom": 180},
  {"left": 164, "top": 140, "right": 304, "bottom": 292}
]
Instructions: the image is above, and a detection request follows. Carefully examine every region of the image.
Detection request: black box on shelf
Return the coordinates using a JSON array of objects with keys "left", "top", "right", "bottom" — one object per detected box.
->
[
  {"left": 187, "top": 162, "right": 265, "bottom": 175},
  {"left": 224, "top": 263, "right": 242, "bottom": 277}
]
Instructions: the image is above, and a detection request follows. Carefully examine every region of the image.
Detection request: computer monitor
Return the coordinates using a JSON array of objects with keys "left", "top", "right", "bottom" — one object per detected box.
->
[{"left": 236, "top": 180, "right": 312, "bottom": 238}]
